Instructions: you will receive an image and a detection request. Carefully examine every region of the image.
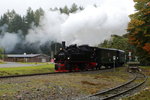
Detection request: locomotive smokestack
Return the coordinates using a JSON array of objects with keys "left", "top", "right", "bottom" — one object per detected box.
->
[{"left": 62, "top": 41, "right": 66, "bottom": 49}]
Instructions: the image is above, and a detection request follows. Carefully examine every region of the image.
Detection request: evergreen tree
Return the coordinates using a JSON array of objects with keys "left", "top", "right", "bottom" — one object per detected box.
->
[
  {"left": 25, "top": 8, "right": 35, "bottom": 26},
  {"left": 127, "top": 0, "right": 150, "bottom": 64},
  {"left": 99, "top": 35, "right": 136, "bottom": 61},
  {"left": 8, "top": 14, "right": 23, "bottom": 33},
  {"left": 34, "top": 8, "right": 44, "bottom": 26},
  {"left": 62, "top": 6, "right": 70, "bottom": 15},
  {"left": 5, "top": 10, "right": 16, "bottom": 22},
  {"left": 23, "top": 7, "right": 35, "bottom": 35},
  {"left": 59, "top": 4, "right": 84, "bottom": 14},
  {"left": 0, "top": 14, "right": 9, "bottom": 34},
  {"left": 99, "top": 35, "right": 133, "bottom": 52},
  {"left": 50, "top": 7, "right": 59, "bottom": 11},
  {"left": 0, "top": 14, "right": 9, "bottom": 26},
  {"left": 79, "top": 6, "right": 84, "bottom": 11},
  {"left": 59, "top": 6, "right": 70, "bottom": 15},
  {"left": 0, "top": 48, "right": 4, "bottom": 59},
  {"left": 70, "top": 3, "right": 78, "bottom": 13}
]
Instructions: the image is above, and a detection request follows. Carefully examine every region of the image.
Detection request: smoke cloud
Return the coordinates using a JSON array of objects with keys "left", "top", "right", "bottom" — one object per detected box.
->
[
  {"left": 0, "top": 0, "right": 135, "bottom": 53},
  {"left": 61, "top": 0, "right": 135, "bottom": 45},
  {"left": 0, "top": 32, "right": 21, "bottom": 52},
  {"left": 26, "top": 11, "right": 67, "bottom": 45}
]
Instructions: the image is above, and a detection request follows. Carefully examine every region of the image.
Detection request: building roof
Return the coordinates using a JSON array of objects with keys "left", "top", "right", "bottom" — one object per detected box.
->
[{"left": 7, "top": 54, "right": 42, "bottom": 58}]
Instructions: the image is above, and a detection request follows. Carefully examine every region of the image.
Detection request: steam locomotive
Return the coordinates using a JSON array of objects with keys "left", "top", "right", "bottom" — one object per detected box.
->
[{"left": 54, "top": 41, "right": 125, "bottom": 72}]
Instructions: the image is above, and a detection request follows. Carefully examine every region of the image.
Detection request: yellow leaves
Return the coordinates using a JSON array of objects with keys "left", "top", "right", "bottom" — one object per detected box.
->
[
  {"left": 136, "top": 28, "right": 142, "bottom": 31},
  {"left": 145, "top": 34, "right": 150, "bottom": 37},
  {"left": 128, "top": 41, "right": 137, "bottom": 45},
  {"left": 133, "top": 28, "right": 142, "bottom": 35},
  {"left": 144, "top": 11, "right": 150, "bottom": 15},
  {"left": 138, "top": 41, "right": 141, "bottom": 45},
  {"left": 129, "top": 37, "right": 136, "bottom": 41},
  {"left": 128, "top": 35, "right": 143, "bottom": 47},
  {"left": 146, "top": 2, "right": 150, "bottom": 6},
  {"left": 131, "top": 19, "right": 145, "bottom": 26},
  {"left": 134, "top": 0, "right": 148, "bottom": 2},
  {"left": 143, "top": 43, "right": 150, "bottom": 54},
  {"left": 128, "top": 36, "right": 137, "bottom": 45},
  {"left": 127, "top": 26, "right": 134, "bottom": 30}
]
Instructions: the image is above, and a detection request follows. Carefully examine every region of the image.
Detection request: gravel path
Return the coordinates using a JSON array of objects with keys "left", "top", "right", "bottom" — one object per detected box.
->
[{"left": 0, "top": 62, "right": 41, "bottom": 68}]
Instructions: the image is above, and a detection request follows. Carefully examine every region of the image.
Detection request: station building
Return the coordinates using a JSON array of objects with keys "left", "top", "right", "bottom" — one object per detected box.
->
[{"left": 4, "top": 54, "right": 50, "bottom": 62}]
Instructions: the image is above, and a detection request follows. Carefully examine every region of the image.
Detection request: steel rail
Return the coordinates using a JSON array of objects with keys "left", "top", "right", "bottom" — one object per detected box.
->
[
  {"left": 0, "top": 68, "right": 111, "bottom": 79},
  {"left": 0, "top": 72, "right": 69, "bottom": 79},
  {"left": 91, "top": 73, "right": 137, "bottom": 96},
  {"left": 100, "top": 73, "right": 147, "bottom": 100},
  {"left": 79, "top": 72, "right": 147, "bottom": 100}
]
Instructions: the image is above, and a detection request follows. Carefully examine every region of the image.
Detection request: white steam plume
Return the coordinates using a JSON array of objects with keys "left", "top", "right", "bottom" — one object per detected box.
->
[
  {"left": 26, "top": 0, "right": 134, "bottom": 46},
  {"left": 0, "top": 0, "right": 135, "bottom": 53},
  {"left": 26, "top": 11, "right": 67, "bottom": 45},
  {"left": 0, "top": 32, "right": 21, "bottom": 52},
  {"left": 61, "top": 0, "right": 135, "bottom": 45}
]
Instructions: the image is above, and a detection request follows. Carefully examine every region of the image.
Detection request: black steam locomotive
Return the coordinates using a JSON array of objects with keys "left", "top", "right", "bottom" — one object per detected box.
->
[{"left": 54, "top": 41, "right": 125, "bottom": 72}]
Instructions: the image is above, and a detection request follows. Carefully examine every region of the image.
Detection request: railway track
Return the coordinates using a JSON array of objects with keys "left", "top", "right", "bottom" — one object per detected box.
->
[
  {"left": 79, "top": 72, "right": 147, "bottom": 100},
  {"left": 0, "top": 72, "right": 65, "bottom": 79},
  {"left": 0, "top": 68, "right": 111, "bottom": 79}
]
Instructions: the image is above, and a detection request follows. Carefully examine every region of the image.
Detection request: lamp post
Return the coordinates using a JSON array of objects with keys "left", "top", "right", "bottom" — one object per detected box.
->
[
  {"left": 24, "top": 53, "right": 26, "bottom": 62},
  {"left": 113, "top": 56, "right": 116, "bottom": 72},
  {"left": 128, "top": 51, "right": 132, "bottom": 62}
]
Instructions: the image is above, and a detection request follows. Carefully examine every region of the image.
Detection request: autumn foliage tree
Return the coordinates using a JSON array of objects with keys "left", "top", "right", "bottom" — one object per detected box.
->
[{"left": 127, "top": 0, "right": 150, "bottom": 65}]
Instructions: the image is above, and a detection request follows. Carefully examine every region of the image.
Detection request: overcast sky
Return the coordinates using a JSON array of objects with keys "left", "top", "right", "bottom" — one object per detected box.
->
[
  {"left": 0, "top": 0, "right": 135, "bottom": 16},
  {"left": 0, "top": 0, "right": 103, "bottom": 15}
]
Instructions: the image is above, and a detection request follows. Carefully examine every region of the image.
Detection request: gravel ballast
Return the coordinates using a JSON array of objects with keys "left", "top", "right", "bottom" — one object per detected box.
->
[{"left": 0, "top": 68, "right": 132, "bottom": 100}]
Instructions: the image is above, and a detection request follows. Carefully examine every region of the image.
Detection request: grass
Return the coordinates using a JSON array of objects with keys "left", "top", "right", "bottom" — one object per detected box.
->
[
  {"left": 19, "top": 62, "right": 51, "bottom": 64},
  {"left": 123, "top": 66, "right": 150, "bottom": 100},
  {"left": 81, "top": 81, "right": 99, "bottom": 86},
  {"left": 0, "top": 63, "right": 55, "bottom": 76},
  {"left": 0, "top": 62, "right": 5, "bottom": 64}
]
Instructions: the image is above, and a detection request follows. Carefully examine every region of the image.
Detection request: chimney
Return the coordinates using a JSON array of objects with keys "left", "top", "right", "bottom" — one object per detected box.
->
[{"left": 62, "top": 41, "right": 66, "bottom": 49}]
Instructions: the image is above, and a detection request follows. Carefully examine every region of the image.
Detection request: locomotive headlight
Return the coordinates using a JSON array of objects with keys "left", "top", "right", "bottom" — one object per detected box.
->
[{"left": 67, "top": 57, "right": 70, "bottom": 60}]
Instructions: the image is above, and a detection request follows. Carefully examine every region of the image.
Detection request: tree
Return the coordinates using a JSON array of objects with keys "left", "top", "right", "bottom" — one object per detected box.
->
[
  {"left": 99, "top": 35, "right": 136, "bottom": 61},
  {"left": 0, "top": 48, "right": 4, "bottom": 59},
  {"left": 59, "top": 5, "right": 70, "bottom": 15},
  {"left": 0, "top": 10, "right": 24, "bottom": 33},
  {"left": 127, "top": 0, "right": 150, "bottom": 65},
  {"left": 79, "top": 6, "right": 84, "bottom": 11},
  {"left": 50, "top": 7, "right": 59, "bottom": 11},
  {"left": 63, "top": 6, "right": 70, "bottom": 15},
  {"left": 8, "top": 14, "right": 23, "bottom": 33},
  {"left": 34, "top": 8, "right": 44, "bottom": 26},
  {"left": 70, "top": 3, "right": 78, "bottom": 13},
  {"left": 0, "top": 14, "right": 9, "bottom": 34},
  {"left": 21, "top": 7, "right": 35, "bottom": 35},
  {"left": 25, "top": 7, "right": 35, "bottom": 26},
  {"left": 0, "top": 14, "right": 9, "bottom": 26},
  {"left": 99, "top": 35, "right": 133, "bottom": 51}
]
